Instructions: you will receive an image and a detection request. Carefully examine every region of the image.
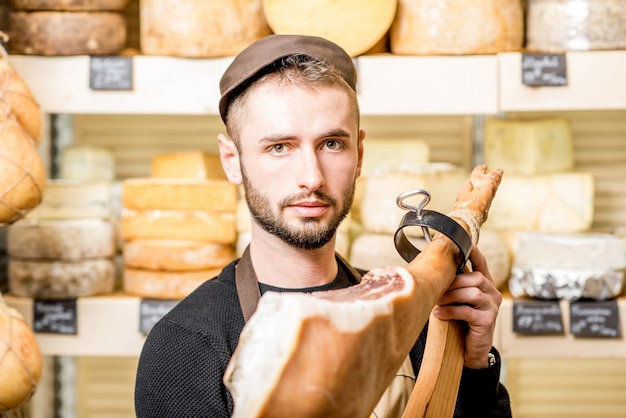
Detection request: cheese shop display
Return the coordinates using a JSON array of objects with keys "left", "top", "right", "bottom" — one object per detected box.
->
[
  {"left": 485, "top": 171, "right": 594, "bottom": 232},
  {"left": 390, "top": 0, "right": 524, "bottom": 55},
  {"left": 60, "top": 144, "right": 116, "bottom": 182},
  {"left": 25, "top": 180, "right": 112, "bottom": 220},
  {"left": 261, "top": 0, "right": 397, "bottom": 56},
  {"left": 484, "top": 117, "right": 574, "bottom": 175},
  {"left": 526, "top": 0, "right": 626, "bottom": 52},
  {"left": 151, "top": 151, "right": 226, "bottom": 180},
  {"left": 509, "top": 232, "right": 626, "bottom": 300},
  {"left": 8, "top": 11, "right": 127, "bottom": 55},
  {"left": 140, "top": 0, "right": 271, "bottom": 58},
  {"left": 0, "top": 293, "right": 43, "bottom": 414}
]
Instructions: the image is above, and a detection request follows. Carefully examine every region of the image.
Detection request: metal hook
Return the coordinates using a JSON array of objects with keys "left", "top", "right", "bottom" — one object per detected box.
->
[{"left": 396, "top": 189, "right": 433, "bottom": 242}]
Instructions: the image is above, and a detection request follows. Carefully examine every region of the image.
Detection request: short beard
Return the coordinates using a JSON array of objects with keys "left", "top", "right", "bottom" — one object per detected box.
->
[{"left": 242, "top": 170, "right": 354, "bottom": 250}]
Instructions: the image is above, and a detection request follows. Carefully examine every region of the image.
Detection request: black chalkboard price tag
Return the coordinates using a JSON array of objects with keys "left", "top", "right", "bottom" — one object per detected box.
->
[
  {"left": 521, "top": 53, "right": 567, "bottom": 87},
  {"left": 570, "top": 300, "right": 621, "bottom": 338},
  {"left": 32, "top": 299, "right": 78, "bottom": 335},
  {"left": 513, "top": 299, "right": 564, "bottom": 335},
  {"left": 139, "top": 299, "right": 179, "bottom": 335},
  {"left": 89, "top": 56, "right": 133, "bottom": 91}
]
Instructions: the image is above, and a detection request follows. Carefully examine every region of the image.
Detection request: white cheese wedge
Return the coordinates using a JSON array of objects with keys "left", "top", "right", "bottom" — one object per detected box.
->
[
  {"left": 484, "top": 118, "right": 574, "bottom": 175},
  {"left": 484, "top": 172, "right": 594, "bottom": 233},
  {"left": 25, "top": 180, "right": 113, "bottom": 220},
  {"left": 8, "top": 258, "right": 115, "bottom": 299},
  {"left": 151, "top": 151, "right": 226, "bottom": 180},
  {"left": 7, "top": 218, "right": 116, "bottom": 260},
  {"left": 60, "top": 144, "right": 116, "bottom": 181},
  {"left": 123, "top": 267, "right": 220, "bottom": 299}
]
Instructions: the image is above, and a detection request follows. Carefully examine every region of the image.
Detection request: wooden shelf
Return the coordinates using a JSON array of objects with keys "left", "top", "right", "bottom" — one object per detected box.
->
[{"left": 9, "top": 51, "right": 626, "bottom": 116}]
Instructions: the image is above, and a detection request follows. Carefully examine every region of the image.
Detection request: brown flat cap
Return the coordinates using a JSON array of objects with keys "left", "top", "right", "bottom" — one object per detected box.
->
[{"left": 219, "top": 34, "right": 357, "bottom": 122}]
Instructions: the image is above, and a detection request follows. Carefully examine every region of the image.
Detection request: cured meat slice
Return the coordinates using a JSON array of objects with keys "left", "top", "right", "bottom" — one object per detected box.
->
[{"left": 224, "top": 165, "right": 503, "bottom": 418}]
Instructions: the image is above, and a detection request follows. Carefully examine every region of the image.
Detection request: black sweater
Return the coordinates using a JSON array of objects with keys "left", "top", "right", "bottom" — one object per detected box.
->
[{"left": 135, "top": 258, "right": 511, "bottom": 417}]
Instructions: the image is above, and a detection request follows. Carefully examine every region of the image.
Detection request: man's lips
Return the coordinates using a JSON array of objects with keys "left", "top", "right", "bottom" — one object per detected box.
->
[{"left": 288, "top": 201, "right": 329, "bottom": 217}]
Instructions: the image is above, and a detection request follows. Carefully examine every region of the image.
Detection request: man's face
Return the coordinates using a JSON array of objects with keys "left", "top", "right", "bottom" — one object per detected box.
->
[{"left": 237, "top": 83, "right": 363, "bottom": 250}]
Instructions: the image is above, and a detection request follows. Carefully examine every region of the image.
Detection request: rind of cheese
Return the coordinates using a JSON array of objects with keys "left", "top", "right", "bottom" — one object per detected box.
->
[
  {"left": 349, "top": 232, "right": 413, "bottom": 271},
  {"left": 8, "top": 258, "right": 115, "bottom": 299},
  {"left": 484, "top": 172, "right": 594, "bottom": 233},
  {"left": 151, "top": 151, "right": 226, "bottom": 180},
  {"left": 262, "top": 0, "right": 397, "bottom": 57},
  {"left": 484, "top": 118, "right": 574, "bottom": 175},
  {"left": 359, "top": 163, "right": 467, "bottom": 235},
  {"left": 123, "top": 239, "right": 235, "bottom": 271},
  {"left": 123, "top": 267, "right": 220, "bottom": 299},
  {"left": 60, "top": 144, "right": 116, "bottom": 181},
  {"left": 390, "top": 0, "right": 524, "bottom": 54},
  {"left": 122, "top": 178, "right": 237, "bottom": 212},
  {"left": 120, "top": 209, "right": 236, "bottom": 244},
  {"left": 9, "top": 0, "right": 130, "bottom": 11},
  {"left": 140, "top": 0, "right": 271, "bottom": 57},
  {"left": 25, "top": 179, "right": 112, "bottom": 220},
  {"left": 8, "top": 11, "right": 127, "bottom": 56},
  {"left": 7, "top": 218, "right": 116, "bottom": 260}
]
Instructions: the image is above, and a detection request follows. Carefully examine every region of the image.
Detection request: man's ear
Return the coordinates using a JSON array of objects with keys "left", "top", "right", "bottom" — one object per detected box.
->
[
  {"left": 217, "top": 133, "right": 243, "bottom": 185},
  {"left": 355, "top": 128, "right": 366, "bottom": 178}
]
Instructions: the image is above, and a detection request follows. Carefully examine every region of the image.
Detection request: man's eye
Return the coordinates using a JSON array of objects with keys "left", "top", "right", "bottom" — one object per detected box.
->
[
  {"left": 272, "top": 144, "right": 286, "bottom": 154},
  {"left": 325, "top": 140, "right": 342, "bottom": 150}
]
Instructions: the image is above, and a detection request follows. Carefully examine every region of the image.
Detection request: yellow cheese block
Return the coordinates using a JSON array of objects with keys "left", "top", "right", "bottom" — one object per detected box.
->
[
  {"left": 484, "top": 172, "right": 594, "bottom": 233},
  {"left": 122, "top": 178, "right": 237, "bottom": 212},
  {"left": 25, "top": 180, "right": 112, "bottom": 220},
  {"left": 361, "top": 138, "right": 430, "bottom": 176},
  {"left": 8, "top": 258, "right": 115, "bottom": 299},
  {"left": 151, "top": 151, "right": 226, "bottom": 180},
  {"left": 123, "top": 267, "right": 220, "bottom": 299},
  {"left": 120, "top": 209, "right": 236, "bottom": 244},
  {"left": 123, "top": 239, "right": 235, "bottom": 271},
  {"left": 61, "top": 144, "right": 116, "bottom": 181},
  {"left": 484, "top": 118, "right": 574, "bottom": 175}
]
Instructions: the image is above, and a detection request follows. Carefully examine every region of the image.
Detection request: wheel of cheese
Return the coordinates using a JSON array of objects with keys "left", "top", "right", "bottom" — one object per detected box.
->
[
  {"left": 60, "top": 144, "right": 115, "bottom": 182},
  {"left": 390, "top": 0, "right": 524, "bottom": 55},
  {"left": 140, "top": 0, "right": 271, "bottom": 58},
  {"left": 262, "top": 0, "right": 397, "bottom": 57},
  {"left": 7, "top": 218, "right": 116, "bottom": 260},
  {"left": 9, "top": 0, "right": 130, "bottom": 11},
  {"left": 123, "top": 267, "right": 220, "bottom": 299},
  {"left": 151, "top": 151, "right": 226, "bottom": 180},
  {"left": 25, "top": 180, "right": 112, "bottom": 220},
  {"left": 0, "top": 110, "right": 46, "bottom": 225},
  {"left": 8, "top": 258, "right": 116, "bottom": 299},
  {"left": 8, "top": 11, "right": 126, "bottom": 56},
  {"left": 120, "top": 209, "right": 237, "bottom": 244},
  {"left": 476, "top": 229, "right": 511, "bottom": 289},
  {"left": 123, "top": 239, "right": 235, "bottom": 271},
  {"left": 0, "top": 57, "right": 42, "bottom": 142},
  {"left": 122, "top": 178, "right": 237, "bottom": 213},
  {"left": 0, "top": 294, "right": 43, "bottom": 412}
]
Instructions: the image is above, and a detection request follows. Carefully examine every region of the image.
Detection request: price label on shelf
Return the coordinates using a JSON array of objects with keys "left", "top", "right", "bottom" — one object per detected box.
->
[
  {"left": 32, "top": 299, "right": 78, "bottom": 335},
  {"left": 513, "top": 299, "right": 564, "bottom": 335},
  {"left": 89, "top": 56, "right": 133, "bottom": 91},
  {"left": 521, "top": 53, "right": 567, "bottom": 87},
  {"left": 139, "top": 299, "right": 179, "bottom": 335},
  {"left": 570, "top": 299, "right": 621, "bottom": 338}
]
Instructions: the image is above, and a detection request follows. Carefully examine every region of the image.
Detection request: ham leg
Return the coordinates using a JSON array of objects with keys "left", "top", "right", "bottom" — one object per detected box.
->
[{"left": 224, "top": 165, "right": 503, "bottom": 418}]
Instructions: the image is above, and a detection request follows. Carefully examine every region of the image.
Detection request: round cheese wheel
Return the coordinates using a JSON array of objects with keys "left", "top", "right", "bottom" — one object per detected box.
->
[
  {"left": 123, "top": 267, "right": 220, "bottom": 299},
  {"left": 390, "top": 0, "right": 524, "bottom": 55},
  {"left": 0, "top": 111, "right": 46, "bottom": 225},
  {"left": 8, "top": 11, "right": 126, "bottom": 56},
  {"left": 0, "top": 57, "right": 42, "bottom": 142},
  {"left": 140, "top": 0, "right": 271, "bottom": 58},
  {"left": 7, "top": 218, "right": 116, "bottom": 260},
  {"left": 8, "top": 258, "right": 116, "bottom": 299},
  {"left": 262, "top": 0, "right": 397, "bottom": 57},
  {"left": 123, "top": 239, "right": 235, "bottom": 271},
  {"left": 9, "top": 0, "right": 130, "bottom": 11},
  {"left": 0, "top": 294, "right": 43, "bottom": 412},
  {"left": 25, "top": 180, "right": 113, "bottom": 220}
]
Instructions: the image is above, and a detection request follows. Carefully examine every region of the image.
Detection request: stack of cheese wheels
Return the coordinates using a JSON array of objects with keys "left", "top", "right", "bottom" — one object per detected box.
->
[
  {"left": 140, "top": 0, "right": 271, "bottom": 58},
  {"left": 261, "top": 0, "right": 397, "bottom": 56},
  {"left": 7, "top": 0, "right": 129, "bottom": 55},
  {"left": 0, "top": 293, "right": 43, "bottom": 414},
  {"left": 7, "top": 179, "right": 117, "bottom": 299},
  {"left": 0, "top": 45, "right": 46, "bottom": 226},
  {"left": 121, "top": 151, "right": 237, "bottom": 300},
  {"left": 390, "top": 0, "right": 524, "bottom": 55}
]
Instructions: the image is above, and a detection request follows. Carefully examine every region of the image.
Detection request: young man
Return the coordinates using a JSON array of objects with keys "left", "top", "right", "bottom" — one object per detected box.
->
[{"left": 134, "top": 34, "right": 511, "bottom": 417}]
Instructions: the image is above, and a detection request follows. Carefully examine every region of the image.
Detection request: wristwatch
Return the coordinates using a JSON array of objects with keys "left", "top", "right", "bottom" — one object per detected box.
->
[{"left": 487, "top": 352, "right": 497, "bottom": 367}]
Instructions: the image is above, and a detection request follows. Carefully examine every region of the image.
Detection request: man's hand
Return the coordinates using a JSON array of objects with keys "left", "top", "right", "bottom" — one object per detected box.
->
[{"left": 432, "top": 244, "right": 502, "bottom": 369}]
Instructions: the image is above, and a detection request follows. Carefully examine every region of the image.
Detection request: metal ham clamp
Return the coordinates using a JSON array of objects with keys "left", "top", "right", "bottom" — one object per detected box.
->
[{"left": 394, "top": 189, "right": 472, "bottom": 418}]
